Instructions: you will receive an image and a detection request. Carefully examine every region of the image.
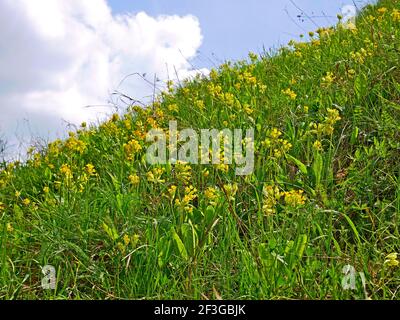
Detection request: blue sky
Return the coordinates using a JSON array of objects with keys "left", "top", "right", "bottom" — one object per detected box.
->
[{"left": 108, "top": 0, "right": 372, "bottom": 67}]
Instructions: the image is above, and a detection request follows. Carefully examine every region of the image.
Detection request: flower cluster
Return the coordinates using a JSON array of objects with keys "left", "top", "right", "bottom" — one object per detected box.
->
[
  {"left": 282, "top": 88, "right": 297, "bottom": 100},
  {"left": 262, "top": 128, "right": 292, "bottom": 158},
  {"left": 124, "top": 139, "right": 143, "bottom": 161},
  {"left": 146, "top": 167, "right": 166, "bottom": 184},
  {"left": 175, "top": 185, "right": 198, "bottom": 213},
  {"left": 282, "top": 190, "right": 307, "bottom": 207}
]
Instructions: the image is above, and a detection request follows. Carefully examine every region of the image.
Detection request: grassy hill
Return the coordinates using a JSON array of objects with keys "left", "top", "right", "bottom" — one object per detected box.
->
[{"left": 1, "top": 0, "right": 400, "bottom": 299}]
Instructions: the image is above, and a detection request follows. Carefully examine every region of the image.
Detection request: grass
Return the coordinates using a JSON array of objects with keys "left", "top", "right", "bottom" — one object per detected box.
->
[{"left": 1, "top": 0, "right": 400, "bottom": 300}]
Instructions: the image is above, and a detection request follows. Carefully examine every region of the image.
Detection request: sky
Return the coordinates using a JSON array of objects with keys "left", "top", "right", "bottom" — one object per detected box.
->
[{"left": 0, "top": 0, "right": 374, "bottom": 160}]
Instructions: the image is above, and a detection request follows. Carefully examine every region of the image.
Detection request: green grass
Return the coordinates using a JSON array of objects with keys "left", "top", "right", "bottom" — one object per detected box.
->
[{"left": 1, "top": 0, "right": 400, "bottom": 300}]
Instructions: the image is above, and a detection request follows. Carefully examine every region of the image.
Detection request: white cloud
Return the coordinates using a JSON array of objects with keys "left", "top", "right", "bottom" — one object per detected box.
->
[{"left": 0, "top": 0, "right": 206, "bottom": 158}]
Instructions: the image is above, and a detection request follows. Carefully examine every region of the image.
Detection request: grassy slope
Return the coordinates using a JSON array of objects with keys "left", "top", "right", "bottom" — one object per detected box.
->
[{"left": 1, "top": 0, "right": 400, "bottom": 299}]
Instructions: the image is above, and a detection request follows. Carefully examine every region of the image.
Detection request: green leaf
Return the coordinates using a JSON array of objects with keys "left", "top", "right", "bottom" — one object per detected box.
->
[
  {"left": 172, "top": 229, "right": 188, "bottom": 261},
  {"left": 312, "top": 152, "right": 323, "bottom": 189},
  {"left": 286, "top": 154, "right": 308, "bottom": 175}
]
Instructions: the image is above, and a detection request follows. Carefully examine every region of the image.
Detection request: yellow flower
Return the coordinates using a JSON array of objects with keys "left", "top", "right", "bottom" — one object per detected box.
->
[
  {"left": 283, "top": 189, "right": 306, "bottom": 207},
  {"left": 43, "top": 186, "right": 50, "bottom": 194},
  {"left": 262, "top": 185, "right": 280, "bottom": 215},
  {"left": 322, "top": 71, "right": 335, "bottom": 87},
  {"left": 85, "top": 163, "right": 97, "bottom": 176},
  {"left": 282, "top": 88, "right": 297, "bottom": 100},
  {"left": 194, "top": 99, "right": 205, "bottom": 110},
  {"left": 123, "top": 234, "right": 131, "bottom": 246},
  {"left": 304, "top": 106, "right": 309, "bottom": 113},
  {"left": 175, "top": 161, "right": 192, "bottom": 184},
  {"left": 6, "top": 223, "right": 13, "bottom": 233},
  {"left": 124, "top": 139, "right": 143, "bottom": 161},
  {"left": 378, "top": 7, "right": 387, "bottom": 15},
  {"left": 0, "top": 202, "right": 5, "bottom": 211},
  {"left": 202, "top": 169, "right": 210, "bottom": 178},
  {"left": 175, "top": 185, "right": 197, "bottom": 212},
  {"left": 111, "top": 113, "right": 120, "bottom": 122},
  {"left": 167, "top": 185, "right": 177, "bottom": 200},
  {"left": 204, "top": 187, "right": 219, "bottom": 206},
  {"left": 215, "top": 163, "right": 229, "bottom": 173},
  {"left": 223, "top": 183, "right": 238, "bottom": 202},
  {"left": 270, "top": 128, "right": 282, "bottom": 140},
  {"left": 15, "top": 191, "right": 21, "bottom": 198},
  {"left": 313, "top": 140, "right": 323, "bottom": 151},
  {"left": 392, "top": 9, "right": 400, "bottom": 21},
  {"left": 60, "top": 164, "right": 73, "bottom": 180},
  {"left": 128, "top": 174, "right": 140, "bottom": 185},
  {"left": 146, "top": 167, "right": 165, "bottom": 184},
  {"left": 244, "top": 105, "right": 254, "bottom": 115},
  {"left": 22, "top": 198, "right": 31, "bottom": 206},
  {"left": 384, "top": 253, "right": 399, "bottom": 268},
  {"left": 168, "top": 104, "right": 179, "bottom": 112}
]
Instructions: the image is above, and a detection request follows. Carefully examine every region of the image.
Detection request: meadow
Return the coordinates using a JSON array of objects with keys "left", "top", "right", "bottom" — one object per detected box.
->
[{"left": 0, "top": 0, "right": 399, "bottom": 299}]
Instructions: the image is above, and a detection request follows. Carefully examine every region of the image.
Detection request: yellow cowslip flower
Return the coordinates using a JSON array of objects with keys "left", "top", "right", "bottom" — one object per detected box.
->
[
  {"left": 378, "top": 7, "right": 387, "bottom": 15},
  {"left": 6, "top": 223, "right": 13, "bottom": 233},
  {"left": 168, "top": 104, "right": 179, "bottom": 112},
  {"left": 22, "top": 198, "right": 31, "bottom": 206},
  {"left": 204, "top": 186, "right": 219, "bottom": 206},
  {"left": 243, "top": 104, "right": 254, "bottom": 115},
  {"left": 202, "top": 169, "right": 210, "bottom": 178},
  {"left": 215, "top": 163, "right": 229, "bottom": 174},
  {"left": 123, "top": 234, "right": 131, "bottom": 246},
  {"left": 223, "top": 183, "right": 238, "bottom": 202},
  {"left": 175, "top": 161, "right": 192, "bottom": 184},
  {"left": 85, "top": 163, "right": 97, "bottom": 177},
  {"left": 392, "top": 9, "right": 400, "bottom": 21},
  {"left": 304, "top": 106, "right": 309, "bottom": 113},
  {"left": 0, "top": 202, "right": 5, "bottom": 211},
  {"left": 194, "top": 99, "right": 205, "bottom": 110},
  {"left": 384, "top": 253, "right": 399, "bottom": 267},
  {"left": 128, "top": 174, "right": 140, "bottom": 186},
  {"left": 175, "top": 185, "right": 197, "bottom": 213},
  {"left": 313, "top": 140, "right": 323, "bottom": 151},
  {"left": 123, "top": 119, "right": 132, "bottom": 130},
  {"left": 209, "top": 69, "right": 218, "bottom": 81},
  {"left": 311, "top": 39, "right": 321, "bottom": 47},
  {"left": 283, "top": 190, "right": 306, "bottom": 207},
  {"left": 60, "top": 164, "right": 73, "bottom": 180},
  {"left": 111, "top": 113, "right": 120, "bottom": 122},
  {"left": 15, "top": 191, "right": 21, "bottom": 198},
  {"left": 347, "top": 69, "right": 356, "bottom": 77},
  {"left": 43, "top": 186, "right": 50, "bottom": 194},
  {"left": 124, "top": 139, "right": 143, "bottom": 161},
  {"left": 262, "top": 184, "right": 280, "bottom": 215},
  {"left": 279, "top": 139, "right": 293, "bottom": 153},
  {"left": 282, "top": 88, "right": 297, "bottom": 100},
  {"left": 146, "top": 167, "right": 165, "bottom": 184},
  {"left": 322, "top": 71, "right": 335, "bottom": 87},
  {"left": 326, "top": 108, "right": 342, "bottom": 124},
  {"left": 270, "top": 128, "right": 282, "bottom": 140},
  {"left": 167, "top": 185, "right": 177, "bottom": 200},
  {"left": 65, "top": 136, "right": 87, "bottom": 154}
]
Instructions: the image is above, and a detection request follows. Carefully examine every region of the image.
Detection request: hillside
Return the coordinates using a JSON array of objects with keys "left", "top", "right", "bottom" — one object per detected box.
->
[{"left": 1, "top": 0, "right": 400, "bottom": 299}]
